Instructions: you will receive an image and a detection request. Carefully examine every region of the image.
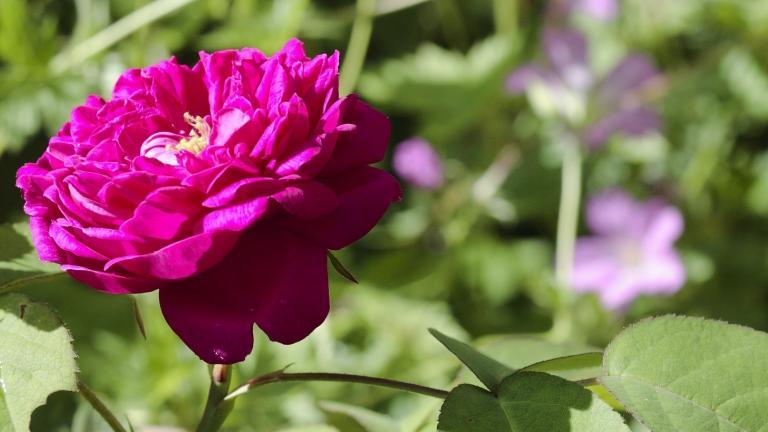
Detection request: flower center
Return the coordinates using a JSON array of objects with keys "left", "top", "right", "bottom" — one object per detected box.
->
[
  {"left": 615, "top": 238, "right": 643, "bottom": 268},
  {"left": 168, "top": 113, "right": 210, "bottom": 155}
]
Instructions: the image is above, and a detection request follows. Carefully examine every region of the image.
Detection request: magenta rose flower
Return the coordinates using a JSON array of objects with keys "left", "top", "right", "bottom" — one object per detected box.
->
[{"left": 16, "top": 39, "right": 401, "bottom": 364}]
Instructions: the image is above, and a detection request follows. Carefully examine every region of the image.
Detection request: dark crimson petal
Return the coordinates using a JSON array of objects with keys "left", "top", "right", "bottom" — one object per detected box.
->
[
  {"left": 105, "top": 230, "right": 239, "bottom": 280},
  {"left": 63, "top": 265, "right": 161, "bottom": 294},
  {"left": 286, "top": 166, "right": 401, "bottom": 250},
  {"left": 272, "top": 180, "right": 338, "bottom": 219},
  {"left": 159, "top": 224, "right": 329, "bottom": 363},
  {"left": 319, "top": 96, "right": 391, "bottom": 177}
]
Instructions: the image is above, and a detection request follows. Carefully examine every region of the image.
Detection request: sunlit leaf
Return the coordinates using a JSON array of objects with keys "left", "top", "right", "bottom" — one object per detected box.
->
[
  {"left": 437, "top": 372, "right": 630, "bottom": 432},
  {"left": 601, "top": 315, "right": 768, "bottom": 432},
  {"left": 430, "top": 329, "right": 513, "bottom": 392},
  {"left": 520, "top": 352, "right": 603, "bottom": 383},
  {"left": 0, "top": 293, "right": 78, "bottom": 431}
]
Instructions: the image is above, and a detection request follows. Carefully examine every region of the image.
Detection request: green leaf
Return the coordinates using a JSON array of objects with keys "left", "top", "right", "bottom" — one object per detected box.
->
[
  {"left": 521, "top": 352, "right": 603, "bottom": 383},
  {"left": 0, "top": 293, "right": 78, "bottom": 431},
  {"left": 472, "top": 335, "right": 597, "bottom": 372},
  {"left": 320, "top": 401, "right": 400, "bottom": 432},
  {"left": 358, "top": 35, "right": 518, "bottom": 141},
  {"left": 437, "top": 372, "right": 630, "bottom": 432},
  {"left": 600, "top": 315, "right": 768, "bottom": 432},
  {"left": 430, "top": 329, "right": 513, "bottom": 392},
  {"left": 721, "top": 47, "right": 768, "bottom": 120},
  {"left": 0, "top": 222, "right": 62, "bottom": 293}
]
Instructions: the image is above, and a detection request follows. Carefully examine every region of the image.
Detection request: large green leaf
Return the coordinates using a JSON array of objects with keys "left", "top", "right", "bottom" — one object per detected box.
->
[
  {"left": 320, "top": 401, "right": 400, "bottom": 432},
  {"left": 600, "top": 315, "right": 768, "bottom": 432},
  {"left": 437, "top": 372, "right": 629, "bottom": 432},
  {"left": 430, "top": 329, "right": 514, "bottom": 392},
  {"left": 0, "top": 293, "right": 78, "bottom": 431}
]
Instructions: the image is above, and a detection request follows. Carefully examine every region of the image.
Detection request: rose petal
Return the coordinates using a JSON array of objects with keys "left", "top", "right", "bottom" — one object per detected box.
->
[
  {"left": 201, "top": 196, "right": 274, "bottom": 231},
  {"left": 272, "top": 181, "right": 338, "bottom": 219},
  {"left": 320, "top": 96, "right": 391, "bottom": 177},
  {"left": 159, "top": 224, "right": 328, "bottom": 363},
  {"left": 63, "top": 265, "right": 161, "bottom": 294},
  {"left": 105, "top": 230, "right": 238, "bottom": 280},
  {"left": 286, "top": 166, "right": 401, "bottom": 250}
]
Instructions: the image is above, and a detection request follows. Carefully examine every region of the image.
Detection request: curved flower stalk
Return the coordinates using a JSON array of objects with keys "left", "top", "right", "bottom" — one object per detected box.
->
[
  {"left": 571, "top": 189, "right": 686, "bottom": 309},
  {"left": 506, "top": 27, "right": 662, "bottom": 150},
  {"left": 16, "top": 39, "right": 401, "bottom": 364}
]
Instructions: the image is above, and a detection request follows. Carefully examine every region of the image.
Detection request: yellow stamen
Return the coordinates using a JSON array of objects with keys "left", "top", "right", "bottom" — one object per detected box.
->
[{"left": 168, "top": 112, "right": 210, "bottom": 155}]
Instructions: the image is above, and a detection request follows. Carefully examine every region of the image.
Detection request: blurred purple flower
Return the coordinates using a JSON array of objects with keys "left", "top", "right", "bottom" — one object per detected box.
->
[
  {"left": 567, "top": 0, "right": 618, "bottom": 21},
  {"left": 570, "top": 189, "right": 686, "bottom": 310},
  {"left": 392, "top": 138, "right": 444, "bottom": 190},
  {"left": 506, "top": 28, "right": 661, "bottom": 149}
]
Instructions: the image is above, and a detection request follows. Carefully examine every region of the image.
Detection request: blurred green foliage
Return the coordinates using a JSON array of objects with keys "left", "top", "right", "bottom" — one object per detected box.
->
[{"left": 3, "top": 0, "right": 768, "bottom": 430}]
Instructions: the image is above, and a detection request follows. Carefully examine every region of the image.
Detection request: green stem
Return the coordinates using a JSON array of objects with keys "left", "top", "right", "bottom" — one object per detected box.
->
[
  {"left": 436, "top": 0, "right": 468, "bottom": 50},
  {"left": 492, "top": 0, "right": 517, "bottom": 34},
  {"left": 339, "top": 0, "right": 375, "bottom": 95},
  {"left": 196, "top": 364, "right": 234, "bottom": 432},
  {"left": 226, "top": 371, "right": 450, "bottom": 401},
  {"left": 0, "top": 272, "right": 69, "bottom": 296},
  {"left": 550, "top": 139, "right": 583, "bottom": 342},
  {"left": 49, "top": 0, "right": 196, "bottom": 74},
  {"left": 77, "top": 381, "right": 128, "bottom": 432},
  {"left": 554, "top": 141, "right": 583, "bottom": 291}
]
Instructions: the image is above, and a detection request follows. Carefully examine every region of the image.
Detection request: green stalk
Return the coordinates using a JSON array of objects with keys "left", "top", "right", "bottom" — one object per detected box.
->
[
  {"left": 339, "top": 0, "right": 375, "bottom": 95},
  {"left": 492, "top": 0, "right": 517, "bottom": 34},
  {"left": 50, "top": 0, "right": 196, "bottom": 74},
  {"left": 196, "top": 364, "right": 234, "bottom": 432},
  {"left": 226, "top": 370, "right": 450, "bottom": 401},
  {"left": 77, "top": 381, "right": 128, "bottom": 432},
  {"left": 550, "top": 140, "right": 583, "bottom": 342},
  {"left": 554, "top": 141, "right": 583, "bottom": 291},
  {"left": 0, "top": 272, "right": 69, "bottom": 296}
]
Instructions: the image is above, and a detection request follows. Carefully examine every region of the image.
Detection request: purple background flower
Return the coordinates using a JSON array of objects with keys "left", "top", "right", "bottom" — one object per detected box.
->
[
  {"left": 568, "top": 0, "right": 618, "bottom": 21},
  {"left": 570, "top": 189, "right": 686, "bottom": 310},
  {"left": 506, "top": 28, "right": 662, "bottom": 149},
  {"left": 392, "top": 138, "right": 444, "bottom": 190}
]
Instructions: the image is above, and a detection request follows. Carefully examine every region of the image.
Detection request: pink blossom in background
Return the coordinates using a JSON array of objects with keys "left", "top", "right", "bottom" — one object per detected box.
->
[
  {"left": 567, "top": 0, "right": 617, "bottom": 21},
  {"left": 392, "top": 138, "right": 444, "bottom": 190},
  {"left": 506, "top": 28, "right": 661, "bottom": 149},
  {"left": 570, "top": 189, "right": 686, "bottom": 310},
  {"left": 16, "top": 39, "right": 401, "bottom": 364}
]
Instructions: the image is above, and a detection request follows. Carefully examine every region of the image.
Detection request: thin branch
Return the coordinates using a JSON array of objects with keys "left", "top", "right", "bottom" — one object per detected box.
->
[
  {"left": 0, "top": 272, "right": 69, "bottom": 296},
  {"left": 49, "top": 0, "right": 196, "bottom": 74},
  {"left": 77, "top": 381, "right": 128, "bottom": 432},
  {"left": 226, "top": 370, "right": 450, "bottom": 401}
]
